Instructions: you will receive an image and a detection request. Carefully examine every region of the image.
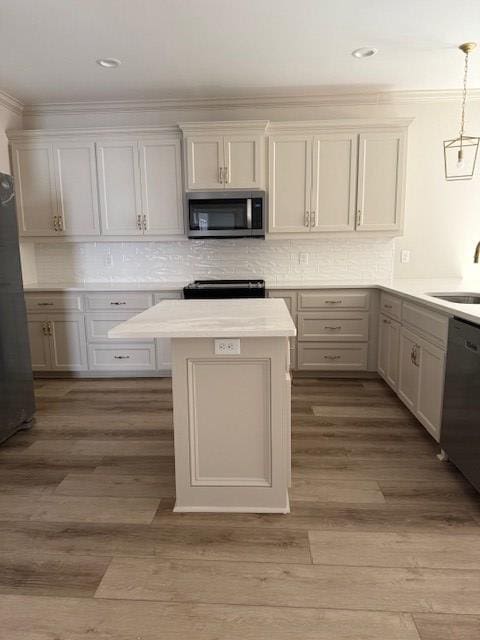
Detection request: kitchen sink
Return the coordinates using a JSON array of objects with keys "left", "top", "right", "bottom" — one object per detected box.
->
[{"left": 430, "top": 293, "right": 480, "bottom": 304}]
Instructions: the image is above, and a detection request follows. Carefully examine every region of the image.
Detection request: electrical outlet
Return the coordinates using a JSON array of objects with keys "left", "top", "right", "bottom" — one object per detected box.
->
[
  {"left": 104, "top": 253, "right": 114, "bottom": 267},
  {"left": 214, "top": 339, "right": 241, "bottom": 355},
  {"left": 400, "top": 249, "right": 410, "bottom": 264},
  {"left": 298, "top": 252, "right": 309, "bottom": 266}
]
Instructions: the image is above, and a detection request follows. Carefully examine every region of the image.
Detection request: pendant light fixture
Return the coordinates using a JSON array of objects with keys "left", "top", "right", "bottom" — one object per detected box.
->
[{"left": 444, "top": 42, "right": 479, "bottom": 180}]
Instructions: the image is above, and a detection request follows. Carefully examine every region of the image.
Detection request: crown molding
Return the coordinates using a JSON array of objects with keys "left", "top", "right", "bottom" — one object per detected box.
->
[
  {"left": 179, "top": 120, "right": 269, "bottom": 135},
  {"left": 22, "top": 88, "right": 480, "bottom": 118},
  {"left": 7, "top": 125, "right": 180, "bottom": 141},
  {"left": 0, "top": 90, "right": 24, "bottom": 116}
]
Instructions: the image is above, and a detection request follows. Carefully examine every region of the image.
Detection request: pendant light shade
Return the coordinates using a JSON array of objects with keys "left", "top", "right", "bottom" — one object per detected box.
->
[{"left": 444, "top": 42, "right": 479, "bottom": 181}]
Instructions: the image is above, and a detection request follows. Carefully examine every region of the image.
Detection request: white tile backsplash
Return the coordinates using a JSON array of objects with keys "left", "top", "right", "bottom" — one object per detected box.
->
[{"left": 33, "top": 238, "right": 394, "bottom": 285}]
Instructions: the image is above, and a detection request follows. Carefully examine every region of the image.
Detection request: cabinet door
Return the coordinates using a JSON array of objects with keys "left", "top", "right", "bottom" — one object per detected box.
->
[
  {"left": 11, "top": 143, "right": 57, "bottom": 236},
  {"left": 377, "top": 314, "right": 390, "bottom": 380},
  {"left": 356, "top": 131, "right": 406, "bottom": 232},
  {"left": 54, "top": 141, "right": 100, "bottom": 236},
  {"left": 269, "top": 136, "right": 312, "bottom": 233},
  {"left": 416, "top": 338, "right": 446, "bottom": 442},
  {"left": 386, "top": 319, "right": 401, "bottom": 390},
  {"left": 49, "top": 314, "right": 88, "bottom": 371},
  {"left": 224, "top": 136, "right": 263, "bottom": 189},
  {"left": 397, "top": 328, "right": 419, "bottom": 412},
  {"left": 139, "top": 139, "right": 184, "bottom": 235},
  {"left": 27, "top": 317, "right": 51, "bottom": 370},
  {"left": 185, "top": 137, "right": 224, "bottom": 190},
  {"left": 310, "top": 134, "right": 356, "bottom": 231},
  {"left": 96, "top": 141, "right": 143, "bottom": 235}
]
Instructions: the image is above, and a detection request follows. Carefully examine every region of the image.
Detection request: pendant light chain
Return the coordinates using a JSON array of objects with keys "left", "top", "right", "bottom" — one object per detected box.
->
[{"left": 459, "top": 48, "right": 470, "bottom": 143}]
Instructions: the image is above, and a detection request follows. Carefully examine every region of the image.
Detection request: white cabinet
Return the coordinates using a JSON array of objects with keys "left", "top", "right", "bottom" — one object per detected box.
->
[
  {"left": 97, "top": 138, "right": 184, "bottom": 237},
  {"left": 310, "top": 134, "right": 357, "bottom": 232},
  {"left": 139, "top": 139, "right": 184, "bottom": 235},
  {"left": 185, "top": 137, "right": 224, "bottom": 189},
  {"left": 415, "top": 336, "right": 446, "bottom": 441},
  {"left": 27, "top": 313, "right": 88, "bottom": 372},
  {"left": 269, "top": 133, "right": 358, "bottom": 233},
  {"left": 54, "top": 141, "right": 100, "bottom": 236},
  {"left": 377, "top": 313, "right": 400, "bottom": 390},
  {"left": 268, "top": 125, "right": 408, "bottom": 235},
  {"left": 11, "top": 142, "right": 58, "bottom": 236},
  {"left": 398, "top": 327, "right": 419, "bottom": 412},
  {"left": 12, "top": 140, "right": 101, "bottom": 237},
  {"left": 223, "top": 135, "right": 263, "bottom": 189},
  {"left": 356, "top": 131, "right": 406, "bottom": 232},
  {"left": 27, "top": 317, "right": 52, "bottom": 370},
  {"left": 269, "top": 136, "right": 312, "bottom": 232},
  {"left": 397, "top": 326, "right": 446, "bottom": 441},
  {"left": 96, "top": 140, "right": 143, "bottom": 236},
  {"left": 185, "top": 134, "right": 264, "bottom": 190}
]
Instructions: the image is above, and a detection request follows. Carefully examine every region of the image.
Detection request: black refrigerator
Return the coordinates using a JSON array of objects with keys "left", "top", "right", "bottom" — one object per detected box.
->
[{"left": 0, "top": 172, "right": 35, "bottom": 443}]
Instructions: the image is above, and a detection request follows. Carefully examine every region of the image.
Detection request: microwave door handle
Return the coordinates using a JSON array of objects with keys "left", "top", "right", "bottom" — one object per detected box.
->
[{"left": 246, "top": 199, "right": 252, "bottom": 229}]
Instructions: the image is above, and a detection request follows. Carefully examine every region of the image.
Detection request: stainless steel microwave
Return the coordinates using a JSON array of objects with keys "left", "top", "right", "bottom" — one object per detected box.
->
[{"left": 187, "top": 191, "right": 265, "bottom": 238}]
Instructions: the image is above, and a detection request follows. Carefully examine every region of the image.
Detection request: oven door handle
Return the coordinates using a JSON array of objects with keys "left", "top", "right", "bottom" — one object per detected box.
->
[{"left": 246, "top": 198, "right": 252, "bottom": 229}]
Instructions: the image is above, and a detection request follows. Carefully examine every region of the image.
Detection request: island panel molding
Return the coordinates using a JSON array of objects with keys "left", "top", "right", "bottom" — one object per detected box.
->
[{"left": 187, "top": 358, "right": 272, "bottom": 487}]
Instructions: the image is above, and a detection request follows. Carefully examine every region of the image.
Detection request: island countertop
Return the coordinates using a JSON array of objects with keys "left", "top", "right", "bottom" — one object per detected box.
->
[{"left": 108, "top": 298, "right": 297, "bottom": 339}]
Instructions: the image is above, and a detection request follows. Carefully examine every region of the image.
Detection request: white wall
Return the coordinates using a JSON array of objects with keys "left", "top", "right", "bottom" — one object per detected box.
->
[
  {"left": 22, "top": 95, "right": 480, "bottom": 282},
  {"left": 33, "top": 237, "right": 394, "bottom": 285}
]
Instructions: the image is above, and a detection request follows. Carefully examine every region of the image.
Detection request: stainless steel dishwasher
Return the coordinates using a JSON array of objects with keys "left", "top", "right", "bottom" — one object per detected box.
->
[{"left": 440, "top": 317, "right": 480, "bottom": 492}]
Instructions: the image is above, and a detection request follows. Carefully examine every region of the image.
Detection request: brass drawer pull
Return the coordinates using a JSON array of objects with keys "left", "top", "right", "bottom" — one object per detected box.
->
[
  {"left": 324, "top": 300, "right": 342, "bottom": 304},
  {"left": 110, "top": 301, "right": 127, "bottom": 305},
  {"left": 324, "top": 355, "right": 341, "bottom": 360},
  {"left": 37, "top": 302, "right": 54, "bottom": 306},
  {"left": 324, "top": 325, "right": 342, "bottom": 330},
  {"left": 113, "top": 355, "right": 130, "bottom": 359}
]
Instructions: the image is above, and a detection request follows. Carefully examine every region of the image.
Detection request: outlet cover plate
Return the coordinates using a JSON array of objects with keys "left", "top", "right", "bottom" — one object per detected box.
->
[{"left": 214, "top": 339, "right": 241, "bottom": 355}]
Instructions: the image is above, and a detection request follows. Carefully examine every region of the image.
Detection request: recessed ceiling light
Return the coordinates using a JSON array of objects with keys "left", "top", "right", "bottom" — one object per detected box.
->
[
  {"left": 96, "top": 58, "right": 122, "bottom": 68},
  {"left": 352, "top": 47, "right": 378, "bottom": 59}
]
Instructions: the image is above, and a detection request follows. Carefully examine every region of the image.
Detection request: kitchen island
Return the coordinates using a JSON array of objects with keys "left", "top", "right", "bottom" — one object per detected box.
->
[{"left": 109, "top": 298, "right": 296, "bottom": 513}]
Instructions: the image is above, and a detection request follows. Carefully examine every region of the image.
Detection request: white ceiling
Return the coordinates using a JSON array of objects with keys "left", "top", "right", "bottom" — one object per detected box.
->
[{"left": 1, "top": 0, "right": 479, "bottom": 105}]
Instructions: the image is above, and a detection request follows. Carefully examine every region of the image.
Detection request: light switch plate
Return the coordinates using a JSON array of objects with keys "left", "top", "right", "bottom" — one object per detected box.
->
[{"left": 215, "top": 339, "right": 241, "bottom": 355}]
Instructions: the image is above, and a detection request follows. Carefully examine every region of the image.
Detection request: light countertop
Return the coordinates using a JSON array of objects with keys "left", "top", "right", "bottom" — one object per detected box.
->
[
  {"left": 24, "top": 278, "right": 480, "bottom": 326},
  {"left": 108, "top": 298, "right": 297, "bottom": 339}
]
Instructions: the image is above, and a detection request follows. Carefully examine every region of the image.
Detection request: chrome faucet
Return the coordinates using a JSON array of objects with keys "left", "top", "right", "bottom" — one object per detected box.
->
[{"left": 475, "top": 241, "right": 480, "bottom": 264}]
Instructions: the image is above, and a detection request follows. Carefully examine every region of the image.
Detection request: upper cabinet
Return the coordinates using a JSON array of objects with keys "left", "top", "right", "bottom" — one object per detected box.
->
[
  {"left": 268, "top": 121, "right": 409, "bottom": 236},
  {"left": 356, "top": 131, "right": 406, "bottom": 232},
  {"left": 9, "top": 118, "right": 410, "bottom": 240},
  {"left": 180, "top": 121, "right": 268, "bottom": 191},
  {"left": 97, "top": 136, "right": 184, "bottom": 237},
  {"left": 10, "top": 130, "right": 184, "bottom": 239},
  {"left": 96, "top": 140, "right": 143, "bottom": 236},
  {"left": 54, "top": 141, "right": 100, "bottom": 236}
]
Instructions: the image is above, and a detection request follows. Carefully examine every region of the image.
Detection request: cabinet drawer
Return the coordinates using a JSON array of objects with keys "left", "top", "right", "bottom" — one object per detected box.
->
[
  {"left": 380, "top": 292, "right": 402, "bottom": 321},
  {"left": 298, "top": 312, "right": 369, "bottom": 342},
  {"left": 153, "top": 291, "right": 183, "bottom": 303},
  {"left": 25, "top": 293, "right": 84, "bottom": 312},
  {"left": 402, "top": 302, "right": 449, "bottom": 347},
  {"left": 85, "top": 313, "right": 154, "bottom": 343},
  {"left": 87, "top": 343, "right": 156, "bottom": 371},
  {"left": 298, "top": 290, "right": 369, "bottom": 311},
  {"left": 85, "top": 292, "right": 153, "bottom": 311},
  {"left": 297, "top": 343, "right": 368, "bottom": 370}
]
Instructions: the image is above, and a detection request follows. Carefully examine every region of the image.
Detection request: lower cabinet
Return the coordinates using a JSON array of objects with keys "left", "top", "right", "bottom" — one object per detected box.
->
[
  {"left": 398, "top": 326, "right": 446, "bottom": 441},
  {"left": 27, "top": 313, "right": 88, "bottom": 371},
  {"left": 87, "top": 343, "right": 157, "bottom": 372},
  {"left": 27, "top": 289, "right": 182, "bottom": 376},
  {"left": 377, "top": 313, "right": 400, "bottom": 390}
]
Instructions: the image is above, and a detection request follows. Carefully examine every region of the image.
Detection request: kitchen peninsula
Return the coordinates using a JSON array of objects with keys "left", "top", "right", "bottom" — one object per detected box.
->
[{"left": 109, "top": 298, "right": 296, "bottom": 513}]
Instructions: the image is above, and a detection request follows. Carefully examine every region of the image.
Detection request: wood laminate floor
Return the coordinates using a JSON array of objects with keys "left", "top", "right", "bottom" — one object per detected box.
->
[{"left": 1, "top": 376, "right": 479, "bottom": 639}]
